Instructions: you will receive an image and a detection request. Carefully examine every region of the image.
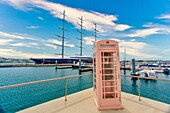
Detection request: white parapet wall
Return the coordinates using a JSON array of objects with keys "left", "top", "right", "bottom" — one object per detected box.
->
[{"left": 18, "top": 88, "right": 170, "bottom": 113}]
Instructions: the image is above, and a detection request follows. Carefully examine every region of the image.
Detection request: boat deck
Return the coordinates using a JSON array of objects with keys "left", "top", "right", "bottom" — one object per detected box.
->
[{"left": 18, "top": 88, "right": 170, "bottom": 113}]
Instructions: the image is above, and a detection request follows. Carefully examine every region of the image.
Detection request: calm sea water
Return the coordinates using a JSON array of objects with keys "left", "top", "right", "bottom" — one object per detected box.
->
[{"left": 0, "top": 67, "right": 169, "bottom": 113}]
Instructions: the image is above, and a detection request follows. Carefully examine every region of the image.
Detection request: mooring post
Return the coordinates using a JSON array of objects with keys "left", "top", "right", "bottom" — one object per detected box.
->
[
  {"left": 138, "top": 77, "right": 141, "bottom": 101},
  {"left": 79, "top": 58, "right": 81, "bottom": 74},
  {"left": 132, "top": 58, "right": 136, "bottom": 75},
  {"left": 64, "top": 78, "right": 67, "bottom": 101},
  {"left": 124, "top": 47, "right": 126, "bottom": 75}
]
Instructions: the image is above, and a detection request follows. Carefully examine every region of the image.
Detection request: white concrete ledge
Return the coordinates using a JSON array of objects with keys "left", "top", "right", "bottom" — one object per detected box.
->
[{"left": 18, "top": 88, "right": 170, "bottom": 113}]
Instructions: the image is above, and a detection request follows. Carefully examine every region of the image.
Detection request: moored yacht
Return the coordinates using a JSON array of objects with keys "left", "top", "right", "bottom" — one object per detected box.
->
[{"left": 139, "top": 69, "right": 157, "bottom": 78}]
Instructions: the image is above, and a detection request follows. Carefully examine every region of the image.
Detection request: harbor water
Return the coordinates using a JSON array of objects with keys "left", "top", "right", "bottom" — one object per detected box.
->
[{"left": 0, "top": 67, "right": 170, "bottom": 113}]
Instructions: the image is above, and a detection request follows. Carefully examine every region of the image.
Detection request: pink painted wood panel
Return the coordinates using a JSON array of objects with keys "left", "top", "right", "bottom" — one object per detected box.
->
[{"left": 93, "top": 40, "right": 123, "bottom": 110}]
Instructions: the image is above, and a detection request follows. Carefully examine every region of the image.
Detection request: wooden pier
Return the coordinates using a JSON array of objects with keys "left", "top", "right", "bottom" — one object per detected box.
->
[
  {"left": 0, "top": 63, "right": 75, "bottom": 68},
  {"left": 55, "top": 66, "right": 72, "bottom": 69},
  {"left": 120, "top": 67, "right": 131, "bottom": 70},
  {"left": 0, "top": 64, "right": 57, "bottom": 68},
  {"left": 79, "top": 68, "right": 93, "bottom": 72},
  {"left": 72, "top": 65, "right": 89, "bottom": 68}
]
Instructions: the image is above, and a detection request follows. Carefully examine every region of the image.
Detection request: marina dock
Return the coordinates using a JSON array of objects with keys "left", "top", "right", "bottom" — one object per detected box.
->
[
  {"left": 0, "top": 64, "right": 57, "bottom": 68},
  {"left": 18, "top": 88, "right": 170, "bottom": 113},
  {"left": 72, "top": 65, "right": 89, "bottom": 68},
  {"left": 56, "top": 66, "right": 72, "bottom": 69},
  {"left": 0, "top": 64, "right": 75, "bottom": 68},
  {"left": 120, "top": 67, "right": 131, "bottom": 70},
  {"left": 0, "top": 63, "right": 168, "bottom": 74},
  {"left": 79, "top": 68, "right": 93, "bottom": 72}
]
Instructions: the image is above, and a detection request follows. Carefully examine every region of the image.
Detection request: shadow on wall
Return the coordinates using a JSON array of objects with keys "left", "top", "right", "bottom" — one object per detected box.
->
[{"left": 0, "top": 105, "right": 5, "bottom": 113}]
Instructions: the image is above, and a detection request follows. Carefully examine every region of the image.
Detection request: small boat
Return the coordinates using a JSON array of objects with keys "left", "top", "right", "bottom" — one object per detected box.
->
[
  {"left": 72, "top": 62, "right": 89, "bottom": 68},
  {"left": 139, "top": 69, "right": 157, "bottom": 78},
  {"left": 163, "top": 68, "right": 170, "bottom": 75},
  {"left": 131, "top": 71, "right": 140, "bottom": 76}
]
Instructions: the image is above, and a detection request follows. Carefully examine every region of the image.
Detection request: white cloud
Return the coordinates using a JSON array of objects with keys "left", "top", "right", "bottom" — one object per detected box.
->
[
  {"left": 11, "top": 43, "right": 31, "bottom": 47},
  {"left": 120, "top": 41, "right": 148, "bottom": 49},
  {"left": 0, "top": 30, "right": 74, "bottom": 51},
  {"left": 0, "top": 48, "right": 60, "bottom": 58},
  {"left": 143, "top": 22, "right": 164, "bottom": 28},
  {"left": 82, "top": 36, "right": 157, "bottom": 58},
  {"left": 110, "top": 38, "right": 121, "bottom": 42},
  {"left": 143, "top": 22, "right": 170, "bottom": 33},
  {"left": 47, "top": 39, "right": 62, "bottom": 45},
  {"left": 11, "top": 42, "right": 42, "bottom": 49},
  {"left": 83, "top": 37, "right": 95, "bottom": 45},
  {"left": 45, "top": 44, "right": 57, "bottom": 49},
  {"left": 38, "top": 16, "right": 44, "bottom": 21},
  {"left": 26, "top": 25, "right": 40, "bottom": 29},
  {"left": 0, "top": 39, "right": 13, "bottom": 45},
  {"left": 83, "top": 37, "right": 120, "bottom": 46},
  {"left": 114, "top": 24, "right": 132, "bottom": 31},
  {"left": 119, "top": 48, "right": 159, "bottom": 58},
  {"left": 47, "top": 39, "right": 75, "bottom": 47},
  {"left": 0, "top": 31, "right": 25, "bottom": 39},
  {"left": 0, "top": 0, "right": 131, "bottom": 32},
  {"left": 0, "top": 31, "right": 36, "bottom": 40},
  {"left": 0, "top": 31, "right": 74, "bottom": 57},
  {"left": 65, "top": 43, "right": 75, "bottom": 47},
  {"left": 162, "top": 48, "right": 170, "bottom": 55},
  {"left": 110, "top": 38, "right": 159, "bottom": 58},
  {"left": 28, "top": 42, "right": 38, "bottom": 46},
  {"left": 0, "top": 48, "right": 13, "bottom": 52},
  {"left": 157, "top": 14, "right": 170, "bottom": 20},
  {"left": 28, "top": 42, "right": 43, "bottom": 49},
  {"left": 120, "top": 41, "right": 159, "bottom": 58},
  {"left": 130, "top": 39, "right": 136, "bottom": 42},
  {"left": 127, "top": 28, "right": 160, "bottom": 37},
  {"left": 30, "top": 54, "right": 60, "bottom": 58},
  {"left": 127, "top": 22, "right": 170, "bottom": 38},
  {"left": 110, "top": 38, "right": 148, "bottom": 49}
]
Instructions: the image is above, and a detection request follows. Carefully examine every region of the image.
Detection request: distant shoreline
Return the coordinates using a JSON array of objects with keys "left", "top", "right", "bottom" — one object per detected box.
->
[{"left": 0, "top": 63, "right": 57, "bottom": 68}]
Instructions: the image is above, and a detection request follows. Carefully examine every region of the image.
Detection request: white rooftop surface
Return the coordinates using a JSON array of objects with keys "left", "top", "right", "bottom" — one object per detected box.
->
[{"left": 18, "top": 88, "right": 170, "bottom": 113}]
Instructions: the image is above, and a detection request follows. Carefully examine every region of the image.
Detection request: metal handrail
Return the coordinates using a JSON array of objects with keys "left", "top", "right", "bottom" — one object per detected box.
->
[
  {"left": 121, "top": 75, "right": 170, "bottom": 101},
  {"left": 1, "top": 74, "right": 169, "bottom": 91},
  {"left": 0, "top": 73, "right": 92, "bottom": 101},
  {"left": 121, "top": 75, "right": 170, "bottom": 82},
  {"left": 0, "top": 73, "right": 169, "bottom": 102},
  {"left": 0, "top": 74, "right": 92, "bottom": 90}
]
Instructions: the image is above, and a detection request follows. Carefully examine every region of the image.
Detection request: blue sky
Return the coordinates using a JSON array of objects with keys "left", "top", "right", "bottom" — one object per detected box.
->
[{"left": 0, "top": 0, "right": 170, "bottom": 60}]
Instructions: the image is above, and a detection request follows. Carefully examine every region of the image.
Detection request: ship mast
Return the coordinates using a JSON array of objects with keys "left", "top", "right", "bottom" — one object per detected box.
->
[
  {"left": 76, "top": 16, "right": 84, "bottom": 56},
  {"left": 55, "top": 10, "right": 69, "bottom": 58},
  {"left": 92, "top": 23, "right": 99, "bottom": 42}
]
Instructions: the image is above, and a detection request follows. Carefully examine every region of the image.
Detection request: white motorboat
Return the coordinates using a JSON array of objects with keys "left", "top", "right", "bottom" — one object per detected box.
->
[
  {"left": 72, "top": 62, "right": 92, "bottom": 68},
  {"left": 139, "top": 69, "right": 157, "bottom": 78}
]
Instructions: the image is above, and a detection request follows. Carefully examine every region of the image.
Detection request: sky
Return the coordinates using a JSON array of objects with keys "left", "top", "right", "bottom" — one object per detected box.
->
[{"left": 0, "top": 0, "right": 170, "bottom": 60}]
